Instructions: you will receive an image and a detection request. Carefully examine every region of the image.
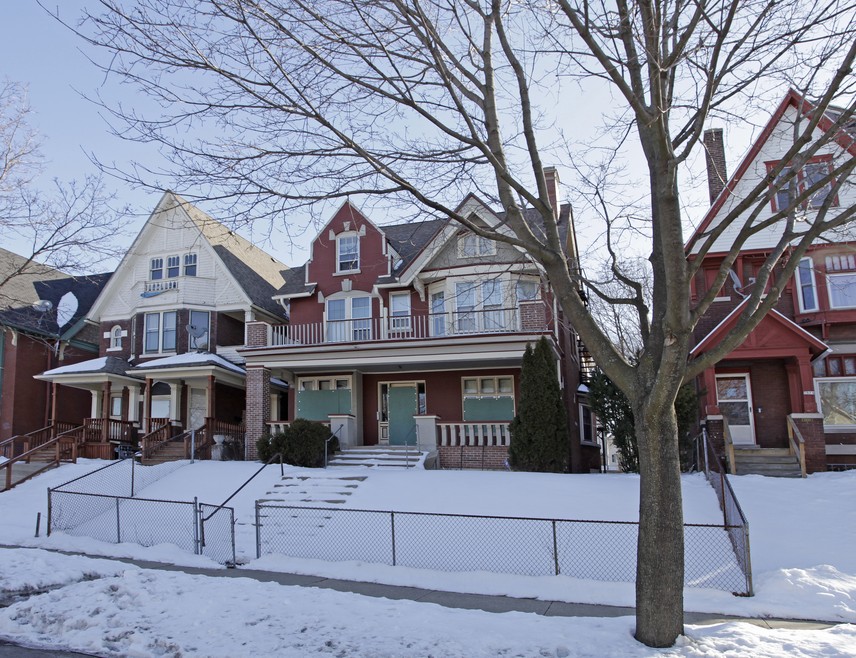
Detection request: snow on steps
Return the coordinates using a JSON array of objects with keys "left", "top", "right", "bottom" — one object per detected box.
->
[
  {"left": 732, "top": 447, "right": 803, "bottom": 477},
  {"left": 327, "top": 445, "right": 426, "bottom": 469}
]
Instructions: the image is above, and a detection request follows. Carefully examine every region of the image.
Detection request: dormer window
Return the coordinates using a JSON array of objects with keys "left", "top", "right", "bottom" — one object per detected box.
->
[
  {"left": 337, "top": 233, "right": 360, "bottom": 273},
  {"left": 458, "top": 232, "right": 496, "bottom": 258},
  {"left": 150, "top": 258, "right": 164, "bottom": 280}
]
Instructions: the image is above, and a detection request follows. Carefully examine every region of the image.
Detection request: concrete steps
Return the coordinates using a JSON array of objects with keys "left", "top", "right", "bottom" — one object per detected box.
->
[
  {"left": 732, "top": 447, "right": 802, "bottom": 477},
  {"left": 327, "top": 445, "right": 425, "bottom": 469}
]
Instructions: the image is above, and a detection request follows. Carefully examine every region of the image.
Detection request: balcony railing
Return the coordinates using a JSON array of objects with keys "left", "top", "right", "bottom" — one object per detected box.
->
[{"left": 271, "top": 306, "right": 549, "bottom": 347}]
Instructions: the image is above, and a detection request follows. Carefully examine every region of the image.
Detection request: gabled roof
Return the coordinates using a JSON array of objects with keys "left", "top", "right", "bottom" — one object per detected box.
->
[
  {"left": 177, "top": 195, "right": 289, "bottom": 317},
  {"left": 0, "top": 247, "right": 67, "bottom": 310},
  {"left": 0, "top": 272, "right": 112, "bottom": 340},
  {"left": 39, "top": 355, "right": 135, "bottom": 378},
  {"left": 687, "top": 89, "right": 856, "bottom": 255},
  {"left": 691, "top": 298, "right": 828, "bottom": 359},
  {"left": 129, "top": 351, "right": 245, "bottom": 375}
]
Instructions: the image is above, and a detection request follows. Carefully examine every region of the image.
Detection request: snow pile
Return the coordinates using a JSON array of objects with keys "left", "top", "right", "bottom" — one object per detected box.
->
[
  {"left": 0, "top": 548, "right": 134, "bottom": 594},
  {"left": 0, "top": 561, "right": 854, "bottom": 658}
]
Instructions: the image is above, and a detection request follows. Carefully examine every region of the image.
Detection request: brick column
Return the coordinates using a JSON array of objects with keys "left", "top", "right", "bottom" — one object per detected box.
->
[
  {"left": 245, "top": 366, "right": 271, "bottom": 461},
  {"left": 704, "top": 414, "right": 724, "bottom": 473},
  {"left": 245, "top": 321, "right": 272, "bottom": 347},
  {"left": 789, "top": 413, "right": 826, "bottom": 473}
]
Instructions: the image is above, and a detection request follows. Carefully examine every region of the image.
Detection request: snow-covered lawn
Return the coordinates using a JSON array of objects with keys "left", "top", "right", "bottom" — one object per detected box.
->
[{"left": 0, "top": 461, "right": 854, "bottom": 656}]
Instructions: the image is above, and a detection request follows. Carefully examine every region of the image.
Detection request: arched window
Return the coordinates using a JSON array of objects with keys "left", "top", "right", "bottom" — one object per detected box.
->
[{"left": 110, "top": 325, "right": 123, "bottom": 350}]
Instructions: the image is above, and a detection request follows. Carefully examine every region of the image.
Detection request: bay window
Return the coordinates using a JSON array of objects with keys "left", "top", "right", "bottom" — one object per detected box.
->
[{"left": 144, "top": 311, "right": 177, "bottom": 353}]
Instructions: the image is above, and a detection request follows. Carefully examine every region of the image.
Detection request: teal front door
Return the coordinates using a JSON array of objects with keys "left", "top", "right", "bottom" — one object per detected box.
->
[{"left": 388, "top": 385, "right": 418, "bottom": 446}]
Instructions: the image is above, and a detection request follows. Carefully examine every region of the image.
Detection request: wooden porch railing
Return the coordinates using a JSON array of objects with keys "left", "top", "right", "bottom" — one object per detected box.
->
[
  {"left": 786, "top": 416, "right": 808, "bottom": 478},
  {"left": 437, "top": 422, "right": 511, "bottom": 446},
  {"left": 0, "top": 421, "right": 80, "bottom": 460},
  {"left": 139, "top": 420, "right": 175, "bottom": 460},
  {"left": 81, "top": 418, "right": 138, "bottom": 444},
  {"left": 198, "top": 418, "right": 246, "bottom": 460},
  {"left": 1, "top": 426, "right": 81, "bottom": 491}
]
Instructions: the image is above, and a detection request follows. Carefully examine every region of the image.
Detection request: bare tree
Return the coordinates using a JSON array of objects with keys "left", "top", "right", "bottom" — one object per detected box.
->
[
  {"left": 71, "top": 0, "right": 855, "bottom": 646},
  {"left": 0, "top": 80, "right": 127, "bottom": 308}
]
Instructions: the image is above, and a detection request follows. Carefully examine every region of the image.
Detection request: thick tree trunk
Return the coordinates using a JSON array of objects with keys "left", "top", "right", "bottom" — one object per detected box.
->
[{"left": 633, "top": 397, "right": 685, "bottom": 646}]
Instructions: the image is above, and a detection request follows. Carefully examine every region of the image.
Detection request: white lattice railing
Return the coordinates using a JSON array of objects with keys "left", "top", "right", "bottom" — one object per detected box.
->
[{"left": 437, "top": 422, "right": 511, "bottom": 447}]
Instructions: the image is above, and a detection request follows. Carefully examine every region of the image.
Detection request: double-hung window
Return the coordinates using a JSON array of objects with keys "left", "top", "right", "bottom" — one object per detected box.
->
[
  {"left": 337, "top": 234, "right": 360, "bottom": 273},
  {"left": 458, "top": 232, "right": 496, "bottom": 258},
  {"left": 482, "top": 280, "right": 505, "bottom": 331},
  {"left": 389, "top": 292, "right": 411, "bottom": 332},
  {"left": 150, "top": 258, "right": 164, "bottom": 281},
  {"left": 768, "top": 156, "right": 838, "bottom": 213},
  {"left": 144, "top": 311, "right": 177, "bottom": 353},
  {"left": 826, "top": 255, "right": 856, "bottom": 309},
  {"left": 795, "top": 258, "right": 819, "bottom": 312},
  {"left": 167, "top": 255, "right": 181, "bottom": 278},
  {"left": 184, "top": 253, "right": 197, "bottom": 276},
  {"left": 815, "top": 353, "right": 856, "bottom": 430},
  {"left": 453, "top": 280, "right": 506, "bottom": 333},
  {"left": 580, "top": 405, "right": 596, "bottom": 444},
  {"left": 326, "top": 296, "right": 372, "bottom": 342},
  {"left": 454, "top": 282, "right": 478, "bottom": 333}
]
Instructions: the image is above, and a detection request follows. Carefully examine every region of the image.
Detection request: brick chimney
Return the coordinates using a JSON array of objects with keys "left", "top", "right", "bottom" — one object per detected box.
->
[
  {"left": 543, "top": 166, "right": 560, "bottom": 221},
  {"left": 703, "top": 128, "right": 727, "bottom": 204}
]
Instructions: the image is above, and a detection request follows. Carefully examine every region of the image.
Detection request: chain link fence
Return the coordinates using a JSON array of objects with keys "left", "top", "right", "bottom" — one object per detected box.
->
[
  {"left": 255, "top": 503, "right": 750, "bottom": 595},
  {"left": 48, "top": 459, "right": 235, "bottom": 565}
]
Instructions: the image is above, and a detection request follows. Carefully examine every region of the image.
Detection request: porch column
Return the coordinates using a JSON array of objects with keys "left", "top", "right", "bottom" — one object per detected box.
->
[
  {"left": 788, "top": 413, "right": 826, "bottom": 473},
  {"left": 245, "top": 366, "right": 271, "bottom": 461},
  {"left": 50, "top": 382, "right": 58, "bottom": 436},
  {"left": 90, "top": 390, "right": 100, "bottom": 418},
  {"left": 797, "top": 355, "right": 818, "bottom": 413},
  {"left": 144, "top": 378, "right": 153, "bottom": 432},
  {"left": 414, "top": 415, "right": 439, "bottom": 452},
  {"left": 102, "top": 381, "right": 112, "bottom": 443},
  {"left": 128, "top": 385, "right": 140, "bottom": 424},
  {"left": 207, "top": 375, "right": 216, "bottom": 419},
  {"left": 169, "top": 383, "right": 181, "bottom": 424}
]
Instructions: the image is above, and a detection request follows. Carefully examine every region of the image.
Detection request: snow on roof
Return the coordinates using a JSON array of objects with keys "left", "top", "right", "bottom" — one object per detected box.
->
[
  {"left": 578, "top": 384, "right": 590, "bottom": 393},
  {"left": 133, "top": 352, "right": 245, "bottom": 375},
  {"left": 41, "top": 356, "right": 110, "bottom": 376}
]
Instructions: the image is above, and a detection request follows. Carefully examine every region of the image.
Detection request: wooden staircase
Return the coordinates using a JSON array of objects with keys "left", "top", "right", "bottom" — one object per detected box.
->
[{"left": 731, "top": 447, "right": 803, "bottom": 477}]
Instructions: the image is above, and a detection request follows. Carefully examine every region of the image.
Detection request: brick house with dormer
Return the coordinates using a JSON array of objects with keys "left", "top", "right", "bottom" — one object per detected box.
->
[
  {"left": 242, "top": 170, "right": 601, "bottom": 472},
  {"left": 689, "top": 90, "right": 856, "bottom": 473}
]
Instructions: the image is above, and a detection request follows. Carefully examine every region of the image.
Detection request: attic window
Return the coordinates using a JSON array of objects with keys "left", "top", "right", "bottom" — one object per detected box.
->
[
  {"left": 458, "top": 232, "right": 496, "bottom": 258},
  {"left": 767, "top": 156, "right": 838, "bottom": 213},
  {"left": 184, "top": 253, "right": 197, "bottom": 276},
  {"left": 167, "top": 255, "right": 181, "bottom": 278},
  {"left": 110, "top": 325, "right": 123, "bottom": 350},
  {"left": 337, "top": 233, "right": 360, "bottom": 273},
  {"left": 150, "top": 258, "right": 164, "bottom": 280}
]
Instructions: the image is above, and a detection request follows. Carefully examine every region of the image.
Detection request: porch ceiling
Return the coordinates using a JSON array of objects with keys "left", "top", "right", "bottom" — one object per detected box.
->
[{"left": 244, "top": 333, "right": 553, "bottom": 373}]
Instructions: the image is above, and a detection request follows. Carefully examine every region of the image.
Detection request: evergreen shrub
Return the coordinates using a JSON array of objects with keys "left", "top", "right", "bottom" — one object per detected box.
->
[{"left": 255, "top": 418, "right": 339, "bottom": 467}]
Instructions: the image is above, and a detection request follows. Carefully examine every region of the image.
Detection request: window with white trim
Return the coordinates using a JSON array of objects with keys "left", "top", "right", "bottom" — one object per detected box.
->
[
  {"left": 826, "top": 255, "right": 856, "bottom": 309},
  {"left": 109, "top": 325, "right": 123, "bottom": 350},
  {"left": 188, "top": 310, "right": 210, "bottom": 349},
  {"left": 461, "top": 376, "right": 515, "bottom": 421},
  {"left": 150, "top": 258, "right": 164, "bottom": 281},
  {"left": 816, "top": 378, "right": 856, "bottom": 429},
  {"left": 296, "top": 376, "right": 353, "bottom": 420},
  {"left": 389, "top": 292, "right": 411, "bottom": 331},
  {"left": 326, "top": 295, "right": 372, "bottom": 342},
  {"left": 795, "top": 257, "right": 818, "bottom": 312},
  {"left": 184, "top": 253, "right": 197, "bottom": 276},
  {"left": 454, "top": 280, "right": 507, "bottom": 332},
  {"left": 337, "top": 233, "right": 360, "bottom": 272},
  {"left": 516, "top": 279, "right": 541, "bottom": 302},
  {"left": 580, "top": 405, "right": 596, "bottom": 444},
  {"left": 767, "top": 157, "right": 838, "bottom": 213},
  {"left": 166, "top": 255, "right": 181, "bottom": 278},
  {"left": 458, "top": 232, "right": 496, "bottom": 258},
  {"left": 143, "top": 311, "right": 177, "bottom": 353}
]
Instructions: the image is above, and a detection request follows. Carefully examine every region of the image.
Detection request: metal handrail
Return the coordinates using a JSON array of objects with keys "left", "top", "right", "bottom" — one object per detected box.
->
[
  {"left": 324, "top": 424, "right": 345, "bottom": 468},
  {"left": 785, "top": 416, "right": 808, "bottom": 478},
  {"left": 202, "top": 452, "right": 284, "bottom": 525}
]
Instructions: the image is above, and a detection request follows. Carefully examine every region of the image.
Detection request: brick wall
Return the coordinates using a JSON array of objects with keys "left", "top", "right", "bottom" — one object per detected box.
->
[
  {"left": 245, "top": 366, "right": 271, "bottom": 460},
  {"left": 790, "top": 415, "right": 826, "bottom": 473},
  {"left": 519, "top": 301, "right": 547, "bottom": 332},
  {"left": 704, "top": 416, "right": 725, "bottom": 472},
  {"left": 438, "top": 445, "right": 508, "bottom": 470}
]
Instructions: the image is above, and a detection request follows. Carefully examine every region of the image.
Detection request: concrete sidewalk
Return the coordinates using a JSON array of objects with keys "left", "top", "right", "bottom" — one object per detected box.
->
[{"left": 0, "top": 545, "right": 834, "bottom": 631}]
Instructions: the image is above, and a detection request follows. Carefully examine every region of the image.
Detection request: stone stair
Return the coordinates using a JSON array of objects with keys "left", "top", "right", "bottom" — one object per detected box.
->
[
  {"left": 732, "top": 447, "right": 803, "bottom": 477},
  {"left": 327, "top": 445, "right": 425, "bottom": 469}
]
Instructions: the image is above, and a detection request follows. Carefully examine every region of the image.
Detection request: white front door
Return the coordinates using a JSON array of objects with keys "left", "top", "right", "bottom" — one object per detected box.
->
[
  {"left": 189, "top": 388, "right": 207, "bottom": 431},
  {"left": 716, "top": 374, "right": 755, "bottom": 445}
]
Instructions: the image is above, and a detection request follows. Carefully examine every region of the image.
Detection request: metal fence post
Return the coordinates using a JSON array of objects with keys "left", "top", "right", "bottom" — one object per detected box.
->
[
  {"left": 255, "top": 501, "right": 262, "bottom": 559},
  {"left": 190, "top": 429, "right": 196, "bottom": 464},
  {"left": 390, "top": 511, "right": 397, "bottom": 566},
  {"left": 130, "top": 457, "right": 135, "bottom": 498},
  {"left": 552, "top": 520, "right": 560, "bottom": 575},
  {"left": 743, "top": 523, "right": 754, "bottom": 596},
  {"left": 115, "top": 497, "right": 121, "bottom": 544},
  {"left": 193, "top": 497, "right": 200, "bottom": 555},
  {"left": 46, "top": 489, "right": 52, "bottom": 537}
]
